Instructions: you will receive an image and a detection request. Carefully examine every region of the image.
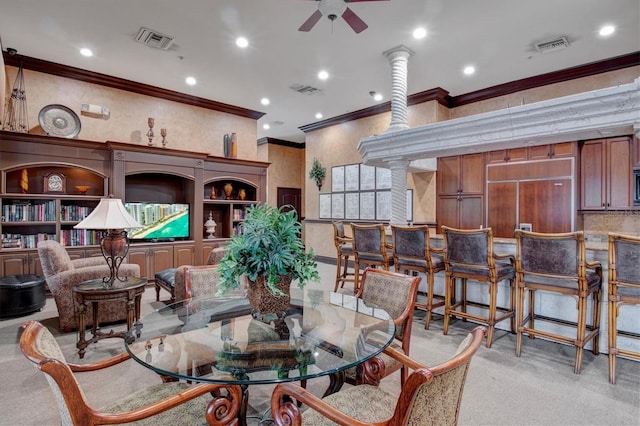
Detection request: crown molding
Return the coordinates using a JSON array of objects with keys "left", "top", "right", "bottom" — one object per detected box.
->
[{"left": 2, "top": 51, "right": 265, "bottom": 120}]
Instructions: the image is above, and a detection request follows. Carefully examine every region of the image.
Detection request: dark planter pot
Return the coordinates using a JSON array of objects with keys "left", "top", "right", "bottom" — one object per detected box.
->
[{"left": 247, "top": 274, "right": 292, "bottom": 321}]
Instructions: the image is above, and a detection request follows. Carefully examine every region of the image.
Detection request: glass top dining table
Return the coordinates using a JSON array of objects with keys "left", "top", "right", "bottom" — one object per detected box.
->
[{"left": 124, "top": 289, "right": 395, "bottom": 425}]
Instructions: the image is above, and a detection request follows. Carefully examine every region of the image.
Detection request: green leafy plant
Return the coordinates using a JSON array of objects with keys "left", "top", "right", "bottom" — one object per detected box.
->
[
  {"left": 308, "top": 158, "right": 326, "bottom": 190},
  {"left": 217, "top": 203, "right": 320, "bottom": 297}
]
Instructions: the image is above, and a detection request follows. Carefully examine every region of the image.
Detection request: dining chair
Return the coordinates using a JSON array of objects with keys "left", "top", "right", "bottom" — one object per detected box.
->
[
  {"left": 19, "top": 320, "right": 241, "bottom": 426},
  {"left": 345, "top": 267, "right": 421, "bottom": 386},
  {"left": 351, "top": 223, "right": 394, "bottom": 294},
  {"left": 271, "top": 326, "right": 487, "bottom": 426},
  {"left": 607, "top": 232, "right": 640, "bottom": 384},
  {"left": 332, "top": 221, "right": 355, "bottom": 292},
  {"left": 391, "top": 224, "right": 446, "bottom": 329},
  {"left": 441, "top": 226, "right": 516, "bottom": 348},
  {"left": 514, "top": 230, "right": 602, "bottom": 374}
]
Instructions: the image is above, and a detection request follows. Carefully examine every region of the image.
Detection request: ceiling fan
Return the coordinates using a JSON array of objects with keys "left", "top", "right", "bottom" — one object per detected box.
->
[{"left": 298, "top": 0, "right": 389, "bottom": 34}]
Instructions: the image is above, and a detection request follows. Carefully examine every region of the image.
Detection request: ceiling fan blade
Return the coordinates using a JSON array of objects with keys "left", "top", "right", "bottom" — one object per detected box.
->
[
  {"left": 342, "top": 7, "right": 368, "bottom": 33},
  {"left": 299, "top": 9, "right": 323, "bottom": 32}
]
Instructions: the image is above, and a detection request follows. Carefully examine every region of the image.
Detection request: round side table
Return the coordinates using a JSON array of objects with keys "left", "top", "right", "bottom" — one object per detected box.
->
[{"left": 73, "top": 277, "right": 147, "bottom": 359}]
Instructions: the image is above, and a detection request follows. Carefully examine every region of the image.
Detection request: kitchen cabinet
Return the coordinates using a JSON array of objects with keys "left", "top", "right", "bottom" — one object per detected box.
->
[
  {"left": 486, "top": 147, "right": 528, "bottom": 164},
  {"left": 437, "top": 153, "right": 484, "bottom": 230},
  {"left": 580, "top": 137, "right": 632, "bottom": 210},
  {"left": 528, "top": 142, "right": 575, "bottom": 160}
]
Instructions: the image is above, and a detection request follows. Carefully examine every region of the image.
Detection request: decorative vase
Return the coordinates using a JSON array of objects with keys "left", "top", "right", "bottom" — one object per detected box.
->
[
  {"left": 230, "top": 132, "right": 237, "bottom": 159},
  {"left": 210, "top": 186, "right": 216, "bottom": 199},
  {"left": 246, "top": 274, "right": 292, "bottom": 321},
  {"left": 223, "top": 134, "right": 231, "bottom": 158},
  {"left": 19, "top": 169, "right": 28, "bottom": 193},
  {"left": 238, "top": 188, "right": 246, "bottom": 200},
  {"left": 223, "top": 183, "right": 233, "bottom": 199}
]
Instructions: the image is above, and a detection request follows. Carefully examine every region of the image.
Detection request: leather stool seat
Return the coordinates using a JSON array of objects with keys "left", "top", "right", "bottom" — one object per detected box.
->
[
  {"left": 0, "top": 274, "right": 46, "bottom": 318},
  {"left": 155, "top": 268, "right": 177, "bottom": 301}
]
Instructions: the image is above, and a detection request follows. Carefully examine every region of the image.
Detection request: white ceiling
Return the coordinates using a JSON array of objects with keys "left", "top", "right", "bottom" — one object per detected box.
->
[{"left": 0, "top": 0, "right": 638, "bottom": 143}]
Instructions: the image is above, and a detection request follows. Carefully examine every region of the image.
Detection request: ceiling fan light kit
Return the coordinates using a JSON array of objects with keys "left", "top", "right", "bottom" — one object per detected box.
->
[{"left": 298, "top": 0, "right": 388, "bottom": 34}]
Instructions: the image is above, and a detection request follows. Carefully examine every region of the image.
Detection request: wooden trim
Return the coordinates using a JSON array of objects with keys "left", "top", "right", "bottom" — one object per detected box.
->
[
  {"left": 300, "top": 52, "right": 640, "bottom": 133},
  {"left": 451, "top": 51, "right": 640, "bottom": 106},
  {"left": 3, "top": 52, "right": 265, "bottom": 120},
  {"left": 257, "top": 137, "right": 306, "bottom": 149}
]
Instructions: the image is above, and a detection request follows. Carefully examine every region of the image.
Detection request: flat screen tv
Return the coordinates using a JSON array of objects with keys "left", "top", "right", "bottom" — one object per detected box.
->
[{"left": 125, "top": 202, "right": 190, "bottom": 241}]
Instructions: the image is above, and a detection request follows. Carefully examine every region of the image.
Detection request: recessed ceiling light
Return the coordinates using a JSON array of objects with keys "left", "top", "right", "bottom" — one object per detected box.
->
[
  {"left": 261, "top": 97, "right": 270, "bottom": 106},
  {"left": 317, "top": 70, "right": 329, "bottom": 80},
  {"left": 236, "top": 37, "right": 249, "bottom": 48},
  {"left": 412, "top": 27, "right": 427, "bottom": 39},
  {"left": 185, "top": 76, "right": 197, "bottom": 86},
  {"left": 79, "top": 48, "right": 93, "bottom": 57},
  {"left": 373, "top": 93, "right": 383, "bottom": 101},
  {"left": 315, "top": 113, "right": 323, "bottom": 119},
  {"left": 263, "top": 123, "right": 270, "bottom": 130},
  {"left": 463, "top": 65, "right": 476, "bottom": 76},
  {"left": 599, "top": 25, "right": 615, "bottom": 37}
]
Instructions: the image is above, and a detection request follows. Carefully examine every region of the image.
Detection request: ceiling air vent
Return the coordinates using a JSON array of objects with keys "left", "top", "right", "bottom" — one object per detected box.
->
[
  {"left": 290, "top": 84, "right": 324, "bottom": 95},
  {"left": 534, "top": 36, "right": 570, "bottom": 54},
  {"left": 134, "top": 27, "right": 175, "bottom": 50}
]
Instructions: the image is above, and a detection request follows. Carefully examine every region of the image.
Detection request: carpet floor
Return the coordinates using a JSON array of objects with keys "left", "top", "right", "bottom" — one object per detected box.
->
[{"left": 1, "top": 262, "right": 638, "bottom": 425}]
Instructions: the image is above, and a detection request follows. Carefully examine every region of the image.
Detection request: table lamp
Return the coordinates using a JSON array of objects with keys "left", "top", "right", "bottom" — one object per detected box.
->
[
  {"left": 74, "top": 195, "right": 143, "bottom": 287},
  {"left": 204, "top": 211, "right": 217, "bottom": 239}
]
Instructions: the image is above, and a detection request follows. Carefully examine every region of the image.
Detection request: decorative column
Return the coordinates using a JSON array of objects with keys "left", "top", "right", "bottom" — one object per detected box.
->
[
  {"left": 383, "top": 45, "right": 414, "bottom": 132},
  {"left": 389, "top": 159, "right": 409, "bottom": 225}
]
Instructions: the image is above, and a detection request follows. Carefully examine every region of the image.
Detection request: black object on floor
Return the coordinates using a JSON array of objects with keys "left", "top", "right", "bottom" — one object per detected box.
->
[{"left": 0, "top": 274, "right": 46, "bottom": 318}]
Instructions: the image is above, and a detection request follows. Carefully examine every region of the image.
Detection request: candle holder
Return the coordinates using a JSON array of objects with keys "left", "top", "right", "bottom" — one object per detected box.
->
[
  {"left": 146, "top": 117, "right": 155, "bottom": 146},
  {"left": 161, "top": 128, "right": 167, "bottom": 147}
]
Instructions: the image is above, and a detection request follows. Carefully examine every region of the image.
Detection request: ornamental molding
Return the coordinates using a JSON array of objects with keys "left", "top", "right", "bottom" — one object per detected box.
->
[{"left": 358, "top": 77, "right": 640, "bottom": 167}]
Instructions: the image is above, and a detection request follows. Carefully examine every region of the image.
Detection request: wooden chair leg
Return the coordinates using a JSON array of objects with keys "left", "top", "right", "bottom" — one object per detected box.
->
[
  {"left": 515, "top": 283, "right": 525, "bottom": 357},
  {"left": 443, "top": 276, "right": 453, "bottom": 335},
  {"left": 608, "top": 298, "right": 617, "bottom": 384},
  {"left": 485, "top": 281, "right": 498, "bottom": 348},
  {"left": 424, "top": 272, "right": 435, "bottom": 330}
]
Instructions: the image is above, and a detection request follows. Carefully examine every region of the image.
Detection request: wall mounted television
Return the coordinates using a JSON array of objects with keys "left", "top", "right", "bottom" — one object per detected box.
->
[{"left": 125, "top": 202, "right": 190, "bottom": 241}]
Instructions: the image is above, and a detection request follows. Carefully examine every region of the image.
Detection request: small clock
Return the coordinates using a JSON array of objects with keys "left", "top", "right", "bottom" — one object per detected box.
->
[{"left": 43, "top": 172, "right": 66, "bottom": 193}]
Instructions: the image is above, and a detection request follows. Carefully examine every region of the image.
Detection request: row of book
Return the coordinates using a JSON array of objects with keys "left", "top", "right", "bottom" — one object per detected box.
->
[
  {"left": 59, "top": 229, "right": 103, "bottom": 246},
  {"left": 1, "top": 202, "right": 93, "bottom": 223},
  {"left": 1, "top": 230, "right": 103, "bottom": 248},
  {"left": 2, "top": 201, "right": 57, "bottom": 222},
  {"left": 1, "top": 233, "right": 56, "bottom": 249}
]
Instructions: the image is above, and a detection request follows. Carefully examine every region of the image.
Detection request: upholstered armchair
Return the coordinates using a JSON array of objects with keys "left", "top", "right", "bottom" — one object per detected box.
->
[
  {"left": 37, "top": 240, "right": 141, "bottom": 332},
  {"left": 345, "top": 267, "right": 420, "bottom": 387},
  {"left": 20, "top": 320, "right": 241, "bottom": 426},
  {"left": 271, "top": 326, "right": 487, "bottom": 426}
]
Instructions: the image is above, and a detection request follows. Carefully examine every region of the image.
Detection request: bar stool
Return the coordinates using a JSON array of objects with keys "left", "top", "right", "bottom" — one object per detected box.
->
[
  {"left": 332, "top": 221, "right": 355, "bottom": 292},
  {"left": 391, "top": 225, "right": 446, "bottom": 329},
  {"left": 514, "top": 230, "right": 602, "bottom": 374},
  {"left": 607, "top": 233, "right": 640, "bottom": 384},
  {"left": 441, "top": 226, "right": 516, "bottom": 348},
  {"left": 351, "top": 223, "right": 394, "bottom": 294}
]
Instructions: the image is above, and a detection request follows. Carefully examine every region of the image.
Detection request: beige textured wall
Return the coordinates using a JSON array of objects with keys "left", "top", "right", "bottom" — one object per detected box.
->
[
  {"left": 3, "top": 66, "right": 258, "bottom": 159},
  {"left": 266, "top": 144, "right": 305, "bottom": 214}
]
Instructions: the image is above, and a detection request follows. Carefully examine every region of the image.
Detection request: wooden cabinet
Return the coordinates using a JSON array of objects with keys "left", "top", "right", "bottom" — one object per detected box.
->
[
  {"left": 174, "top": 244, "right": 195, "bottom": 266},
  {"left": 486, "top": 147, "right": 528, "bottom": 164},
  {"left": 633, "top": 135, "right": 640, "bottom": 169},
  {"left": 580, "top": 137, "right": 632, "bottom": 210},
  {"left": 128, "top": 243, "right": 174, "bottom": 281},
  {"left": 528, "top": 142, "right": 575, "bottom": 160},
  {"left": 437, "top": 154, "right": 484, "bottom": 230}
]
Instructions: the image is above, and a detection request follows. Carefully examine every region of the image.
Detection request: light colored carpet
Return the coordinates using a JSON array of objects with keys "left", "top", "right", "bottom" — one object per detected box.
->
[{"left": 1, "top": 262, "right": 638, "bottom": 425}]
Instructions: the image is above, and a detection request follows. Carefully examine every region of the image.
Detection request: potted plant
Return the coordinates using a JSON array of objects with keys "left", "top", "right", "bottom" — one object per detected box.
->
[
  {"left": 217, "top": 203, "right": 320, "bottom": 319},
  {"left": 309, "top": 158, "right": 326, "bottom": 190}
]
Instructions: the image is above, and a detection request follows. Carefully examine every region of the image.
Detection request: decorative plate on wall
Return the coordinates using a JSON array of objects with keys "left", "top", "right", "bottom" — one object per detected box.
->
[{"left": 38, "top": 104, "right": 81, "bottom": 138}]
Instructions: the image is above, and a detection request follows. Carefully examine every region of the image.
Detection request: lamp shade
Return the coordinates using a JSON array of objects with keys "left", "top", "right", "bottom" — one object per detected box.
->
[{"left": 74, "top": 197, "right": 142, "bottom": 230}]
